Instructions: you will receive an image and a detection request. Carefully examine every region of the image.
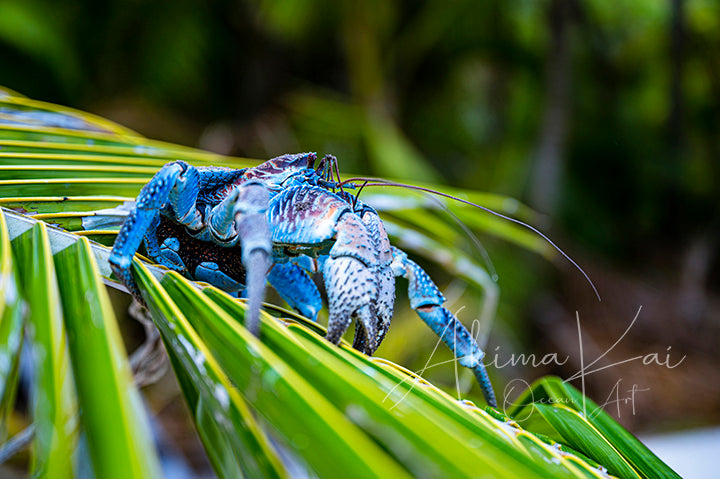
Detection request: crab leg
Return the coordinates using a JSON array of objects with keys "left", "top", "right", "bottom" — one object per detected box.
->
[
  {"left": 391, "top": 247, "right": 497, "bottom": 407},
  {"left": 267, "top": 261, "right": 323, "bottom": 321},
  {"left": 232, "top": 183, "right": 272, "bottom": 336},
  {"left": 109, "top": 161, "right": 202, "bottom": 302}
]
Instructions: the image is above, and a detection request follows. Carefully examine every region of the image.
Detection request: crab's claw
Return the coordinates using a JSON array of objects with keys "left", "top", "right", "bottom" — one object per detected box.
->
[{"left": 322, "top": 212, "right": 384, "bottom": 353}]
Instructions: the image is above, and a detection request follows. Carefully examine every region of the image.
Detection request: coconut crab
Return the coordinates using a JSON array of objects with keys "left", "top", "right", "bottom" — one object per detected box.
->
[{"left": 109, "top": 152, "right": 509, "bottom": 406}]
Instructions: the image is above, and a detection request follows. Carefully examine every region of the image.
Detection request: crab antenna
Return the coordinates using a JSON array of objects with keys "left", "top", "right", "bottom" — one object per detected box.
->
[
  {"left": 351, "top": 180, "right": 370, "bottom": 211},
  {"left": 339, "top": 176, "right": 601, "bottom": 302}
]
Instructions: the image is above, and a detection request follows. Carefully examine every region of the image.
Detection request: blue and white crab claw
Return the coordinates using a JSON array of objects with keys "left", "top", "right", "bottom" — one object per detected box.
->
[{"left": 323, "top": 255, "right": 380, "bottom": 353}]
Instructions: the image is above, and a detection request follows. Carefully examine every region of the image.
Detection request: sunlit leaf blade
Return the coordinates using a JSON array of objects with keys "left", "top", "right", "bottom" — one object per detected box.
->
[
  {"left": 0, "top": 124, "right": 140, "bottom": 146},
  {"left": 0, "top": 95, "right": 139, "bottom": 136},
  {"left": 0, "top": 146, "right": 255, "bottom": 169},
  {"left": 0, "top": 197, "right": 128, "bottom": 215},
  {"left": 0, "top": 165, "right": 156, "bottom": 180},
  {"left": 132, "top": 262, "right": 289, "bottom": 479},
  {"left": 509, "top": 377, "right": 680, "bottom": 479},
  {"left": 0, "top": 211, "right": 24, "bottom": 440},
  {"left": 285, "top": 329, "right": 519, "bottom": 473},
  {"left": 518, "top": 403, "right": 641, "bottom": 479},
  {"left": 508, "top": 377, "right": 680, "bottom": 479},
  {"left": 53, "top": 238, "right": 163, "bottom": 479},
  {"left": 0, "top": 87, "right": 24, "bottom": 98},
  {"left": 0, "top": 149, "right": 170, "bottom": 166},
  {"left": 558, "top": 386, "right": 680, "bottom": 479},
  {"left": 510, "top": 430, "right": 606, "bottom": 479},
  {"left": 0, "top": 178, "right": 145, "bottom": 198},
  {"left": 156, "top": 270, "right": 412, "bottom": 479},
  {"left": 449, "top": 204, "right": 551, "bottom": 258},
  {"left": 11, "top": 222, "right": 76, "bottom": 477}
]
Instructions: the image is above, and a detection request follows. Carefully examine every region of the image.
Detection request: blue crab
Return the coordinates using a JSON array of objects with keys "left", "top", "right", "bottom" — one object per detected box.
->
[{"left": 109, "top": 152, "right": 497, "bottom": 406}]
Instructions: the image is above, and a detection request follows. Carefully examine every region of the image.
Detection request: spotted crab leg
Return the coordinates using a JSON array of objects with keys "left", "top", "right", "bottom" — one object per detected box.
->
[
  {"left": 391, "top": 246, "right": 497, "bottom": 407},
  {"left": 109, "top": 161, "right": 203, "bottom": 303}
]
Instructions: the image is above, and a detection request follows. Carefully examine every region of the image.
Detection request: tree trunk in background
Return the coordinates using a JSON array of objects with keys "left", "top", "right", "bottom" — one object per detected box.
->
[
  {"left": 669, "top": 0, "right": 685, "bottom": 152},
  {"left": 529, "top": 0, "right": 571, "bottom": 215}
]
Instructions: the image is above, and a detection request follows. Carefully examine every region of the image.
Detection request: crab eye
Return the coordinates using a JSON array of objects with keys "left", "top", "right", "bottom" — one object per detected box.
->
[{"left": 305, "top": 152, "right": 317, "bottom": 168}]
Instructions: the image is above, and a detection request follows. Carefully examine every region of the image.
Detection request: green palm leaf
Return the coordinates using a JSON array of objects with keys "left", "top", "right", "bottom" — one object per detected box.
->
[
  {"left": 0, "top": 87, "right": 679, "bottom": 478},
  {"left": 54, "top": 236, "right": 163, "bottom": 479},
  {"left": 11, "top": 219, "right": 77, "bottom": 477}
]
